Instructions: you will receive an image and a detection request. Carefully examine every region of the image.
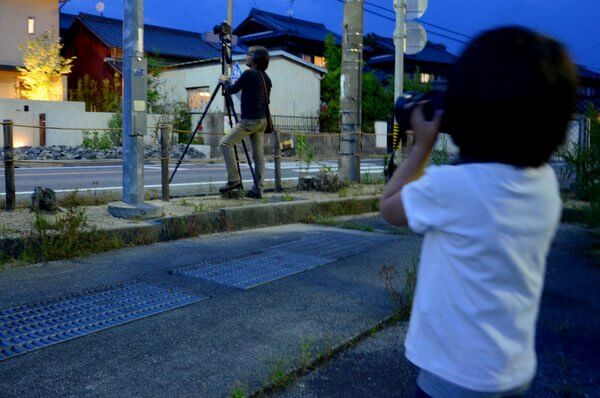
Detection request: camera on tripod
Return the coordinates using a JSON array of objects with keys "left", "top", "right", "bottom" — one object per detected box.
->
[{"left": 213, "top": 21, "right": 232, "bottom": 40}]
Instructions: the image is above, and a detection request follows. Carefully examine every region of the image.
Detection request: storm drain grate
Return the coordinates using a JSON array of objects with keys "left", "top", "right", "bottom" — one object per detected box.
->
[
  {"left": 176, "top": 250, "right": 327, "bottom": 289},
  {"left": 0, "top": 283, "right": 205, "bottom": 361},
  {"left": 176, "top": 231, "right": 389, "bottom": 289}
]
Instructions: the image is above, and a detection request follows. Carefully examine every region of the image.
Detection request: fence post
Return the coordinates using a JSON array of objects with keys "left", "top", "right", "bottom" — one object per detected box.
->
[
  {"left": 39, "top": 113, "right": 46, "bottom": 146},
  {"left": 160, "top": 124, "right": 170, "bottom": 202},
  {"left": 3, "top": 120, "right": 16, "bottom": 211},
  {"left": 273, "top": 130, "right": 282, "bottom": 192}
]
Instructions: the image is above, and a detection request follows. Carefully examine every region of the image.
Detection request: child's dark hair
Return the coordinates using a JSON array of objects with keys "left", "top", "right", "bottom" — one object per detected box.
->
[
  {"left": 249, "top": 46, "right": 270, "bottom": 71},
  {"left": 443, "top": 26, "right": 578, "bottom": 167}
]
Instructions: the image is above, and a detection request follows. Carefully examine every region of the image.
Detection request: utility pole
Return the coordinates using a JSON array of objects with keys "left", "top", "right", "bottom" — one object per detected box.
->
[
  {"left": 226, "top": 0, "right": 233, "bottom": 77},
  {"left": 109, "top": 0, "right": 162, "bottom": 218},
  {"left": 339, "top": 0, "right": 363, "bottom": 182},
  {"left": 393, "top": 0, "right": 406, "bottom": 151}
]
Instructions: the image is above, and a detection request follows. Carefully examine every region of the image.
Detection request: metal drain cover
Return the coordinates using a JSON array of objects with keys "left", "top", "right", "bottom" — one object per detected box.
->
[
  {"left": 176, "top": 231, "right": 389, "bottom": 289},
  {"left": 0, "top": 283, "right": 205, "bottom": 361}
]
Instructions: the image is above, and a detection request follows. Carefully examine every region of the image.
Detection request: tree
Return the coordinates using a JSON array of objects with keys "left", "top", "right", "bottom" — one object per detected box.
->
[
  {"left": 70, "top": 73, "right": 122, "bottom": 112},
  {"left": 17, "top": 29, "right": 75, "bottom": 101}
]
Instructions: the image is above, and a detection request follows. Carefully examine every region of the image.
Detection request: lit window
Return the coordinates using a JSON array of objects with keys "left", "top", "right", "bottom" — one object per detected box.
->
[
  {"left": 302, "top": 54, "right": 312, "bottom": 63},
  {"left": 187, "top": 87, "right": 211, "bottom": 113},
  {"left": 313, "top": 56, "right": 326, "bottom": 67},
  {"left": 420, "top": 73, "right": 433, "bottom": 83},
  {"left": 28, "top": 17, "right": 35, "bottom": 34}
]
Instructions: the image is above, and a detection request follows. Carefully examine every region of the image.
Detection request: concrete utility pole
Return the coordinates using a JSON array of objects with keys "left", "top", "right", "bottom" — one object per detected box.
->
[
  {"left": 109, "top": 0, "right": 162, "bottom": 218},
  {"left": 393, "top": 0, "right": 406, "bottom": 150},
  {"left": 339, "top": 0, "right": 364, "bottom": 182},
  {"left": 226, "top": 0, "right": 233, "bottom": 77}
]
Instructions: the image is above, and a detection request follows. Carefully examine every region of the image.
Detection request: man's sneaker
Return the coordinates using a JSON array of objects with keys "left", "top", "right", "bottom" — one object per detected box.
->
[
  {"left": 245, "top": 187, "right": 262, "bottom": 199},
  {"left": 219, "top": 181, "right": 242, "bottom": 193}
]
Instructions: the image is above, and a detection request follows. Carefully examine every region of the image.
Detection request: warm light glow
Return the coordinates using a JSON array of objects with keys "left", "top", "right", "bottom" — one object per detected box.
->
[{"left": 13, "top": 136, "right": 32, "bottom": 147}]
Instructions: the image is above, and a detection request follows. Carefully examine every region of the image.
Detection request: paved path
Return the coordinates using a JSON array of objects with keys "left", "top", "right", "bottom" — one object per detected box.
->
[
  {"left": 272, "top": 219, "right": 599, "bottom": 398},
  {"left": 0, "top": 222, "right": 421, "bottom": 397}
]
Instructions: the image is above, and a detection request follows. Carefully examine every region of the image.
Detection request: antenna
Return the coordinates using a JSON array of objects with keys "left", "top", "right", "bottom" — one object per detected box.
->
[{"left": 287, "top": 0, "right": 294, "bottom": 17}]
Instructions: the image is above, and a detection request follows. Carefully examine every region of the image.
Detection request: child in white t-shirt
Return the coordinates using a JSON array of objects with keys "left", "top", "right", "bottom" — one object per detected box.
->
[{"left": 380, "top": 27, "right": 578, "bottom": 398}]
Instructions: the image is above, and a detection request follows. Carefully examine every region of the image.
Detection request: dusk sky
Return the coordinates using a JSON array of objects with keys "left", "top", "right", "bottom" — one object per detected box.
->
[{"left": 62, "top": 0, "right": 600, "bottom": 72}]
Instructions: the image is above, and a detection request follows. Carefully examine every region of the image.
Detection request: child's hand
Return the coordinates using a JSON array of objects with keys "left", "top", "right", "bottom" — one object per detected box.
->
[{"left": 410, "top": 102, "right": 444, "bottom": 153}]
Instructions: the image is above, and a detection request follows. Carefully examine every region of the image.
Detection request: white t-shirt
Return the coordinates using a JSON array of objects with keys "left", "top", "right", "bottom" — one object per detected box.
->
[{"left": 401, "top": 163, "right": 561, "bottom": 392}]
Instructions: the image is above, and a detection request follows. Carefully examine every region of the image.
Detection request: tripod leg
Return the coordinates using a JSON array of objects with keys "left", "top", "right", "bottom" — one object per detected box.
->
[{"left": 170, "top": 83, "right": 222, "bottom": 183}]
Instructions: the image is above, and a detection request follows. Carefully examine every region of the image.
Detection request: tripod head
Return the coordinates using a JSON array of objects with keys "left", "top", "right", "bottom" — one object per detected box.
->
[{"left": 213, "top": 21, "right": 233, "bottom": 69}]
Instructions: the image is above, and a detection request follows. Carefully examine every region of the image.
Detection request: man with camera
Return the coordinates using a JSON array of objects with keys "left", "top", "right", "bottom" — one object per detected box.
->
[{"left": 218, "top": 46, "right": 272, "bottom": 199}]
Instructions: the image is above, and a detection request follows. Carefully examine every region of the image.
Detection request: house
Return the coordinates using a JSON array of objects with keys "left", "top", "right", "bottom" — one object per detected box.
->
[
  {"left": 60, "top": 12, "right": 224, "bottom": 95},
  {"left": 233, "top": 8, "right": 341, "bottom": 67},
  {"left": 0, "top": 0, "right": 66, "bottom": 99},
  {"left": 364, "top": 33, "right": 457, "bottom": 87},
  {"left": 577, "top": 65, "right": 600, "bottom": 111},
  {"left": 161, "top": 51, "right": 325, "bottom": 118}
]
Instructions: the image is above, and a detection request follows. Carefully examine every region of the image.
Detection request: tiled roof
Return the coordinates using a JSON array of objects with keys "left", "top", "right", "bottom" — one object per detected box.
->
[
  {"left": 366, "top": 34, "right": 458, "bottom": 65},
  {"left": 578, "top": 65, "right": 600, "bottom": 81},
  {"left": 72, "top": 13, "right": 222, "bottom": 60},
  {"left": 235, "top": 8, "right": 341, "bottom": 44}
]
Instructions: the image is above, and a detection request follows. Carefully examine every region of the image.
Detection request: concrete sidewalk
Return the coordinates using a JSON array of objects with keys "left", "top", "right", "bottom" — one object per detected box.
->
[{"left": 0, "top": 221, "right": 422, "bottom": 397}]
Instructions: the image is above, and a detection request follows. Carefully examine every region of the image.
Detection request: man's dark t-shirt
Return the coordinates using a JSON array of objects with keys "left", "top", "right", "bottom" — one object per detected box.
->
[{"left": 224, "top": 69, "right": 272, "bottom": 120}]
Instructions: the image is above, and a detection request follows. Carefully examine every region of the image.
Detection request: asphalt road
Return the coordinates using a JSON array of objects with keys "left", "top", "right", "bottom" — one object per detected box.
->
[{"left": 0, "top": 159, "right": 385, "bottom": 196}]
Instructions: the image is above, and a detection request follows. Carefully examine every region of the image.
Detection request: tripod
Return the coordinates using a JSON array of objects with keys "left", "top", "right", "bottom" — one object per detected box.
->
[{"left": 169, "top": 25, "right": 257, "bottom": 190}]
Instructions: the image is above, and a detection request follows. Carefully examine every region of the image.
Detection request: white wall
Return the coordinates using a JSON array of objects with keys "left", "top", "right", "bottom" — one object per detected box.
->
[
  {"left": 0, "top": 99, "right": 163, "bottom": 147},
  {"left": 160, "top": 54, "right": 322, "bottom": 122}
]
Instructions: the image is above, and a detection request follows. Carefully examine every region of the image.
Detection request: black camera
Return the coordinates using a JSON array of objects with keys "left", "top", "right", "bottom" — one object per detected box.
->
[
  {"left": 394, "top": 89, "right": 445, "bottom": 137},
  {"left": 213, "top": 21, "right": 232, "bottom": 39},
  {"left": 384, "top": 89, "right": 446, "bottom": 181}
]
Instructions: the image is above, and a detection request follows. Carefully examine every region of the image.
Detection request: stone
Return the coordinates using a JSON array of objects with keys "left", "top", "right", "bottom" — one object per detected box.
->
[
  {"left": 30, "top": 186, "right": 58, "bottom": 213},
  {"left": 313, "top": 169, "right": 345, "bottom": 192}
]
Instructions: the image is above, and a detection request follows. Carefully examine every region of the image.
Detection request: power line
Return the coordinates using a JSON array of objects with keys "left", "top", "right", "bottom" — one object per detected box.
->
[
  {"left": 332, "top": 0, "right": 470, "bottom": 45},
  {"left": 363, "top": 0, "right": 472, "bottom": 39}
]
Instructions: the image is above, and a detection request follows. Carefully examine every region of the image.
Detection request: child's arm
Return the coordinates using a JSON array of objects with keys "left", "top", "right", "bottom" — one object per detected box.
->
[{"left": 380, "top": 105, "right": 443, "bottom": 226}]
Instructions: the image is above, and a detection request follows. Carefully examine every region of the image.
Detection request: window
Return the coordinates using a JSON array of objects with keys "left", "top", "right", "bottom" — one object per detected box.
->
[
  {"left": 187, "top": 87, "right": 211, "bottom": 113},
  {"left": 313, "top": 56, "right": 326, "bottom": 68},
  {"left": 302, "top": 54, "right": 312, "bottom": 63},
  {"left": 420, "top": 73, "right": 433, "bottom": 83},
  {"left": 28, "top": 17, "right": 35, "bottom": 34}
]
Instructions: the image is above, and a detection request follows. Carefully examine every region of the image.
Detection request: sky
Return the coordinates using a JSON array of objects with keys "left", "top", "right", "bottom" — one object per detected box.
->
[{"left": 61, "top": 0, "right": 600, "bottom": 72}]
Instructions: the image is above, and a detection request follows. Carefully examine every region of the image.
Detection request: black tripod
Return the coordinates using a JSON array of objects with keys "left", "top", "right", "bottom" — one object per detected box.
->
[{"left": 169, "top": 23, "right": 257, "bottom": 189}]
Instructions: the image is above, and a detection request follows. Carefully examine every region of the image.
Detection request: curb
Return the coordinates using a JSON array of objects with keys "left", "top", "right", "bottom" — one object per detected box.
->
[{"left": 0, "top": 196, "right": 380, "bottom": 259}]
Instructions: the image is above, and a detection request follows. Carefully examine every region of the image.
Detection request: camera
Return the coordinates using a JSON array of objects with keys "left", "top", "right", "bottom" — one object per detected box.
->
[
  {"left": 394, "top": 89, "right": 445, "bottom": 136},
  {"left": 213, "top": 21, "right": 232, "bottom": 39},
  {"left": 385, "top": 89, "right": 446, "bottom": 181}
]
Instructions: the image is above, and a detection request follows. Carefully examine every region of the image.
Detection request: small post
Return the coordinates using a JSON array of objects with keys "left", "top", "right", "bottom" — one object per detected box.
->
[
  {"left": 160, "top": 124, "right": 170, "bottom": 202},
  {"left": 273, "top": 130, "right": 282, "bottom": 192},
  {"left": 39, "top": 113, "right": 46, "bottom": 146},
  {"left": 3, "top": 120, "right": 16, "bottom": 211}
]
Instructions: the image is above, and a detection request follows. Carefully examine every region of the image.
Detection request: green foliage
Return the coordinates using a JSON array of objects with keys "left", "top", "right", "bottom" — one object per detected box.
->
[
  {"left": 17, "top": 29, "right": 75, "bottom": 100},
  {"left": 430, "top": 134, "right": 451, "bottom": 165},
  {"left": 361, "top": 71, "right": 394, "bottom": 133},
  {"left": 70, "top": 73, "right": 121, "bottom": 112},
  {"left": 561, "top": 104, "right": 600, "bottom": 200},
  {"left": 147, "top": 54, "right": 166, "bottom": 113},
  {"left": 82, "top": 130, "right": 114, "bottom": 150},
  {"left": 107, "top": 111, "right": 123, "bottom": 147},
  {"left": 20, "top": 206, "right": 122, "bottom": 264},
  {"left": 295, "top": 134, "right": 314, "bottom": 170},
  {"left": 319, "top": 34, "right": 342, "bottom": 132}
]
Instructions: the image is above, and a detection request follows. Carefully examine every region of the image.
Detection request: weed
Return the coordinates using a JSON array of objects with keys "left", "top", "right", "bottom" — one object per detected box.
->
[
  {"left": 262, "top": 197, "right": 270, "bottom": 204},
  {"left": 281, "top": 193, "right": 295, "bottom": 202},
  {"left": 230, "top": 382, "right": 247, "bottom": 398},
  {"left": 193, "top": 202, "right": 206, "bottom": 214},
  {"left": 298, "top": 337, "right": 315, "bottom": 368},
  {"left": 379, "top": 257, "right": 418, "bottom": 320},
  {"left": 178, "top": 199, "right": 192, "bottom": 207},
  {"left": 266, "top": 358, "right": 289, "bottom": 390},
  {"left": 338, "top": 222, "right": 375, "bottom": 232},
  {"left": 338, "top": 188, "right": 348, "bottom": 198},
  {"left": 362, "top": 172, "right": 373, "bottom": 184}
]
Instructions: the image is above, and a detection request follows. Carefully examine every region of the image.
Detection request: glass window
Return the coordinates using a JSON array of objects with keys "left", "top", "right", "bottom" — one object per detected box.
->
[
  {"left": 187, "top": 87, "right": 211, "bottom": 113},
  {"left": 313, "top": 56, "right": 326, "bottom": 67}
]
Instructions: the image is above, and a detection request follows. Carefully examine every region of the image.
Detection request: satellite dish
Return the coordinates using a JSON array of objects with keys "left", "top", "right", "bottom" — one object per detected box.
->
[
  {"left": 405, "top": 21, "right": 427, "bottom": 55},
  {"left": 406, "top": 0, "right": 428, "bottom": 20},
  {"left": 95, "top": 1, "right": 105, "bottom": 14}
]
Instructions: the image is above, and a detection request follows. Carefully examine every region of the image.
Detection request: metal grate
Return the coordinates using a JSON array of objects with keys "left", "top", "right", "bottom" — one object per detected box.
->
[
  {"left": 0, "top": 283, "right": 204, "bottom": 361},
  {"left": 176, "top": 232, "right": 389, "bottom": 289}
]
